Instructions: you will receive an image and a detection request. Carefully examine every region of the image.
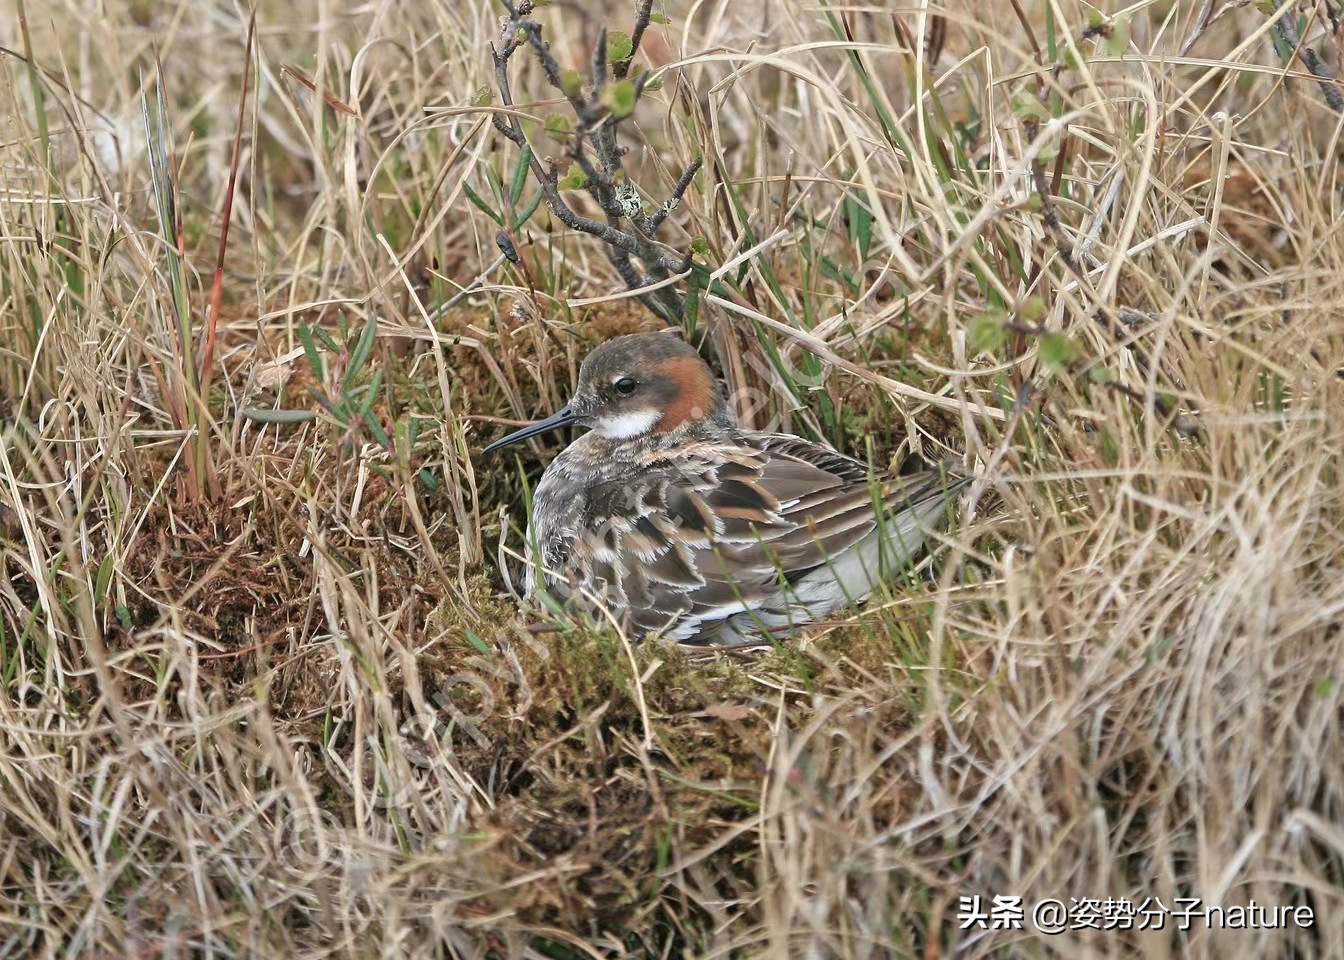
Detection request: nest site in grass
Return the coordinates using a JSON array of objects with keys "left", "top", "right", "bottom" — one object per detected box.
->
[{"left": 1, "top": 1, "right": 1343, "bottom": 958}]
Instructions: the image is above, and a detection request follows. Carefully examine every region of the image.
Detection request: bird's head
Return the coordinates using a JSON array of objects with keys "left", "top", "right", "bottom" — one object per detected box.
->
[{"left": 482, "top": 331, "right": 729, "bottom": 454}]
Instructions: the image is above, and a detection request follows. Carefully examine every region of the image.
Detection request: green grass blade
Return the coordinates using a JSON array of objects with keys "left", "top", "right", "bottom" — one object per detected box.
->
[
  {"left": 344, "top": 317, "right": 377, "bottom": 389},
  {"left": 298, "top": 319, "right": 325, "bottom": 380}
]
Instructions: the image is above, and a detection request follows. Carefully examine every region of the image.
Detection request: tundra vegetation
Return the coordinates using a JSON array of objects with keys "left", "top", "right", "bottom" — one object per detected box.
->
[{"left": 0, "top": 1, "right": 1341, "bottom": 957}]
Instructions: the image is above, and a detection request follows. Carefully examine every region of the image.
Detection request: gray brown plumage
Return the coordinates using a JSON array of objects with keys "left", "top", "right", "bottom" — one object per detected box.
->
[{"left": 484, "top": 331, "right": 969, "bottom": 645}]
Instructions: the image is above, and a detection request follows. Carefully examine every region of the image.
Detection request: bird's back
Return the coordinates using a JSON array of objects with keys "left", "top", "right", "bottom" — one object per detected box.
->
[{"left": 525, "top": 428, "right": 966, "bottom": 643}]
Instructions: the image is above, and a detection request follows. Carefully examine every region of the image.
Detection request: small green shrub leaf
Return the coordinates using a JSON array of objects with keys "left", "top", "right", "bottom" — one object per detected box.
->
[
  {"left": 314, "top": 326, "right": 340, "bottom": 354},
  {"left": 1105, "top": 17, "right": 1131, "bottom": 57},
  {"left": 509, "top": 144, "right": 532, "bottom": 205},
  {"left": 362, "top": 409, "right": 390, "bottom": 447},
  {"left": 1040, "top": 332, "right": 1077, "bottom": 371},
  {"left": 970, "top": 313, "right": 1007, "bottom": 354},
  {"left": 1010, "top": 91, "right": 1050, "bottom": 122},
  {"left": 345, "top": 317, "right": 378, "bottom": 387},
  {"left": 606, "top": 31, "right": 633, "bottom": 63},
  {"left": 463, "top": 182, "right": 505, "bottom": 225},
  {"left": 545, "top": 115, "right": 572, "bottom": 139},
  {"left": 602, "top": 79, "right": 637, "bottom": 117},
  {"left": 558, "top": 168, "right": 589, "bottom": 190},
  {"left": 298, "top": 320, "right": 324, "bottom": 379}
]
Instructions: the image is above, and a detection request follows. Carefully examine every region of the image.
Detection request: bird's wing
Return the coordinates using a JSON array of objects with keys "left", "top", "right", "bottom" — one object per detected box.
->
[{"left": 566, "top": 435, "right": 961, "bottom": 640}]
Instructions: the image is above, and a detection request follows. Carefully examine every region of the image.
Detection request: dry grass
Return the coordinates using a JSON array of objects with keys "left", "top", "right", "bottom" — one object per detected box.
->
[{"left": 2, "top": 0, "right": 1343, "bottom": 956}]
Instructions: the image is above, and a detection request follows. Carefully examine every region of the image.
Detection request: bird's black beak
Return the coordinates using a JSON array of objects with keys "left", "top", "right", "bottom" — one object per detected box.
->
[{"left": 481, "top": 405, "right": 579, "bottom": 456}]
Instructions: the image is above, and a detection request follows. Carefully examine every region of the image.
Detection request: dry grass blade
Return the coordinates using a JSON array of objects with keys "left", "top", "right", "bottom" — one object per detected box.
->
[
  {"left": 139, "top": 57, "right": 210, "bottom": 501},
  {"left": 281, "top": 63, "right": 360, "bottom": 117},
  {"left": 0, "top": 2, "right": 1341, "bottom": 958}
]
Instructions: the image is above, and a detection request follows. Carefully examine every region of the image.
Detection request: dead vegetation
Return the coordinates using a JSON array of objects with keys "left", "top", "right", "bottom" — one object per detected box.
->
[{"left": 2, "top": 0, "right": 1343, "bottom": 957}]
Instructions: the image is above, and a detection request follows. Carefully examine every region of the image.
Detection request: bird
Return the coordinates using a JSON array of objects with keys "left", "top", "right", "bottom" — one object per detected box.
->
[{"left": 483, "top": 330, "right": 970, "bottom": 646}]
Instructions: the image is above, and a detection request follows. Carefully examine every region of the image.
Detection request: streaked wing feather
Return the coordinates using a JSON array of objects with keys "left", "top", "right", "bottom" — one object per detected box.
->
[{"left": 563, "top": 433, "right": 961, "bottom": 641}]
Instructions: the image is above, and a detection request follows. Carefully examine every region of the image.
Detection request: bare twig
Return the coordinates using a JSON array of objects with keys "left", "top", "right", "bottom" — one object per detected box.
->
[
  {"left": 647, "top": 157, "right": 702, "bottom": 233},
  {"left": 489, "top": 0, "right": 699, "bottom": 325},
  {"left": 1180, "top": 0, "right": 1217, "bottom": 55},
  {"left": 614, "top": 0, "right": 655, "bottom": 80},
  {"left": 1270, "top": 1, "right": 1344, "bottom": 113}
]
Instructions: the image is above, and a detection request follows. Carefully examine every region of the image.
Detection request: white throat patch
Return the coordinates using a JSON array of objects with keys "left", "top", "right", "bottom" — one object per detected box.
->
[{"left": 598, "top": 408, "right": 660, "bottom": 440}]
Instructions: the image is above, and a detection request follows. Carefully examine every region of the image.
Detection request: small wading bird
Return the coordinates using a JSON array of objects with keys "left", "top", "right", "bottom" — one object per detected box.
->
[{"left": 484, "top": 331, "right": 969, "bottom": 645}]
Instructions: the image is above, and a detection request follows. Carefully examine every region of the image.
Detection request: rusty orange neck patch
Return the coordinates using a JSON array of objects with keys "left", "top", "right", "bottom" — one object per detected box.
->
[{"left": 655, "top": 356, "right": 716, "bottom": 432}]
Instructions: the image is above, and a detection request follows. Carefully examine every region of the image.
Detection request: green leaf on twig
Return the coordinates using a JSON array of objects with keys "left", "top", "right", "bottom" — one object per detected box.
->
[
  {"left": 1040, "top": 333, "right": 1077, "bottom": 372},
  {"left": 606, "top": 31, "right": 633, "bottom": 63},
  {"left": 970, "top": 312, "right": 1007, "bottom": 354},
  {"left": 1105, "top": 17, "right": 1131, "bottom": 56},
  {"left": 1010, "top": 91, "right": 1050, "bottom": 122},
  {"left": 558, "top": 168, "right": 589, "bottom": 190},
  {"left": 545, "top": 115, "right": 572, "bottom": 139},
  {"left": 602, "top": 79, "right": 638, "bottom": 118}
]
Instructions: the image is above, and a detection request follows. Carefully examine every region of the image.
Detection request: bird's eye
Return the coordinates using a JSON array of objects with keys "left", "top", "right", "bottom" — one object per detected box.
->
[{"left": 613, "top": 377, "right": 638, "bottom": 396}]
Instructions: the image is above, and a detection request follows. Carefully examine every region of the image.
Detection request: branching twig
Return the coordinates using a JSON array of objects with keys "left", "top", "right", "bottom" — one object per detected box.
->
[
  {"left": 1270, "top": 1, "right": 1344, "bottom": 113},
  {"left": 1104, "top": 381, "right": 1202, "bottom": 438},
  {"left": 490, "top": 0, "right": 700, "bottom": 325},
  {"left": 647, "top": 158, "right": 702, "bottom": 233},
  {"left": 615, "top": 0, "right": 654, "bottom": 80}
]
